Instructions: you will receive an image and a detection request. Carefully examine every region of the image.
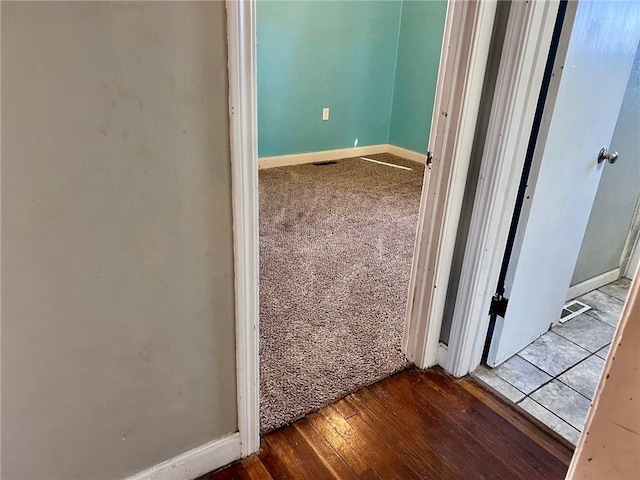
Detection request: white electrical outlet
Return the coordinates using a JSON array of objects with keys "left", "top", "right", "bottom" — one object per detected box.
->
[{"left": 322, "top": 107, "right": 330, "bottom": 121}]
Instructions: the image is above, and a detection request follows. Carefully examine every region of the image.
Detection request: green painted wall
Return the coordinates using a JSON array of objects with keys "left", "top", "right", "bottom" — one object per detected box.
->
[
  {"left": 389, "top": 1, "right": 448, "bottom": 154},
  {"left": 257, "top": 1, "right": 402, "bottom": 157},
  {"left": 257, "top": 0, "right": 447, "bottom": 158}
]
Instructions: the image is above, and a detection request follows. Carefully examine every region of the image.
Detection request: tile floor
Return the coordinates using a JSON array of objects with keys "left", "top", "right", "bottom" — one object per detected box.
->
[{"left": 473, "top": 277, "right": 631, "bottom": 446}]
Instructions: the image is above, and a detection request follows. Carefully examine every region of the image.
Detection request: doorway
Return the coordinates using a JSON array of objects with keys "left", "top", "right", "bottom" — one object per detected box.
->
[
  {"left": 256, "top": 0, "right": 447, "bottom": 432},
  {"left": 229, "top": 0, "right": 503, "bottom": 454},
  {"left": 472, "top": 0, "right": 640, "bottom": 446}
]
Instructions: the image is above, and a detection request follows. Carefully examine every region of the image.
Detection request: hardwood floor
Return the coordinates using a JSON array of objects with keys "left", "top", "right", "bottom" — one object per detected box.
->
[{"left": 202, "top": 368, "right": 573, "bottom": 479}]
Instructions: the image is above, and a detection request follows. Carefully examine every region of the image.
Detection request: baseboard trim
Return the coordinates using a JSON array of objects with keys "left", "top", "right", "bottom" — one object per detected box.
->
[
  {"left": 258, "top": 144, "right": 426, "bottom": 169},
  {"left": 567, "top": 268, "right": 620, "bottom": 301},
  {"left": 126, "top": 432, "right": 241, "bottom": 480},
  {"left": 258, "top": 145, "right": 387, "bottom": 169},
  {"left": 386, "top": 144, "right": 426, "bottom": 164}
]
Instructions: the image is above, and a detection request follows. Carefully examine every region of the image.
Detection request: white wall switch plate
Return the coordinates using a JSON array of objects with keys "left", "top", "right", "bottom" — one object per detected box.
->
[{"left": 322, "top": 107, "right": 329, "bottom": 121}]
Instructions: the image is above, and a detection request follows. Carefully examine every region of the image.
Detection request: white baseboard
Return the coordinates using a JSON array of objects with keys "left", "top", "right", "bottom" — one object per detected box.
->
[
  {"left": 386, "top": 144, "right": 426, "bottom": 164},
  {"left": 258, "top": 144, "right": 426, "bottom": 169},
  {"left": 258, "top": 145, "right": 387, "bottom": 169},
  {"left": 126, "top": 432, "right": 241, "bottom": 480},
  {"left": 567, "top": 268, "right": 620, "bottom": 301}
]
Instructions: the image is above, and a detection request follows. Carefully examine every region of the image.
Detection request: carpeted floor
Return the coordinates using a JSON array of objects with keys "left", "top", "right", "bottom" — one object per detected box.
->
[{"left": 259, "top": 153, "right": 425, "bottom": 433}]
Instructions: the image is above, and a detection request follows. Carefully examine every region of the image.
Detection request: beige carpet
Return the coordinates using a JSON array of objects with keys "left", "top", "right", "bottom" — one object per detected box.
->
[{"left": 259, "top": 153, "right": 425, "bottom": 432}]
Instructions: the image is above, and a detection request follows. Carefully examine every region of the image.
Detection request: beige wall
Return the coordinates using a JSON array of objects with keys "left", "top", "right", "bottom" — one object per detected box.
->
[
  {"left": 569, "top": 277, "right": 639, "bottom": 479},
  {"left": 1, "top": 2, "right": 237, "bottom": 478}
]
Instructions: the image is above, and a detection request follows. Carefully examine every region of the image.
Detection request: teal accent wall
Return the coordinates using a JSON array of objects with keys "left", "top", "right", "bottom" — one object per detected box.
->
[
  {"left": 257, "top": 0, "right": 446, "bottom": 158},
  {"left": 257, "top": 1, "right": 402, "bottom": 157},
  {"left": 389, "top": 1, "right": 447, "bottom": 154}
]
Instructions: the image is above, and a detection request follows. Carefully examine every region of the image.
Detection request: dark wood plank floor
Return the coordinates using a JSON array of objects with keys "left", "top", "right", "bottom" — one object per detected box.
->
[{"left": 202, "top": 368, "right": 573, "bottom": 479}]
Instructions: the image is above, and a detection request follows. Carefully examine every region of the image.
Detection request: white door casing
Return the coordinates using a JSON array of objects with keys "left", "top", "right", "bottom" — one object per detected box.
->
[
  {"left": 443, "top": 0, "right": 561, "bottom": 378},
  {"left": 227, "top": 0, "right": 260, "bottom": 457},
  {"left": 403, "top": 0, "right": 497, "bottom": 369},
  {"left": 487, "top": 0, "right": 640, "bottom": 366}
]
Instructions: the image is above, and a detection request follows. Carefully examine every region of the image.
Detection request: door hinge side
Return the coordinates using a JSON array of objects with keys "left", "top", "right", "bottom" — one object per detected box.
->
[{"left": 490, "top": 294, "right": 509, "bottom": 318}]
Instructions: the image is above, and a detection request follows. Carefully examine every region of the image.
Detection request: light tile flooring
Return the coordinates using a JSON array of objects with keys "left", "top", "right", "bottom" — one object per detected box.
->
[{"left": 473, "top": 277, "right": 630, "bottom": 446}]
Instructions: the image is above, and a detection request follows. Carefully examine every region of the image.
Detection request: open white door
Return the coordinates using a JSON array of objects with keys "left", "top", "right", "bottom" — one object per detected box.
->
[{"left": 487, "top": 0, "right": 640, "bottom": 367}]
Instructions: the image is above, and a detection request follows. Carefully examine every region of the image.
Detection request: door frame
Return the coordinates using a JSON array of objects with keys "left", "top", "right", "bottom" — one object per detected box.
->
[
  {"left": 227, "top": 0, "right": 260, "bottom": 457},
  {"left": 226, "top": 0, "right": 532, "bottom": 456},
  {"left": 403, "top": 0, "right": 497, "bottom": 369},
  {"left": 444, "top": 0, "right": 564, "bottom": 377}
]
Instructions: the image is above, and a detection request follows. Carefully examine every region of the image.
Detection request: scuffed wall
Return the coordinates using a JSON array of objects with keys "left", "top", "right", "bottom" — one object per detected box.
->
[{"left": 1, "top": 2, "right": 237, "bottom": 478}]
